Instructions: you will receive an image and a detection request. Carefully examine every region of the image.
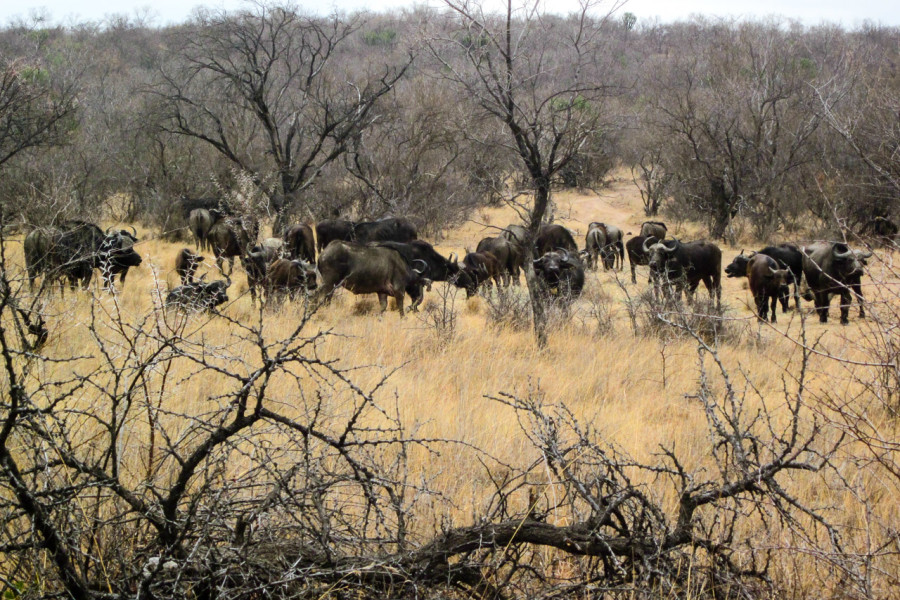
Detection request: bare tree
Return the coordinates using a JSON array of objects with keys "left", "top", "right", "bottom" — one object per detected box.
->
[
  {"left": 152, "top": 4, "right": 412, "bottom": 228},
  {"left": 427, "top": 0, "right": 622, "bottom": 346}
]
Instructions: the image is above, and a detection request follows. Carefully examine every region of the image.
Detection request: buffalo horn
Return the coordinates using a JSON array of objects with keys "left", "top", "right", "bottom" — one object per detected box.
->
[
  {"left": 412, "top": 259, "right": 427, "bottom": 274},
  {"left": 858, "top": 250, "right": 873, "bottom": 259},
  {"left": 128, "top": 225, "right": 137, "bottom": 237},
  {"left": 642, "top": 237, "right": 654, "bottom": 254},
  {"left": 448, "top": 252, "right": 457, "bottom": 264},
  {"left": 833, "top": 244, "right": 853, "bottom": 259}
]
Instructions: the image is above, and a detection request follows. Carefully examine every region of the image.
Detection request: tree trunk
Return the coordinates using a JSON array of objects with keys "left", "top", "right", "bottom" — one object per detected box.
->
[{"left": 526, "top": 180, "right": 552, "bottom": 348}]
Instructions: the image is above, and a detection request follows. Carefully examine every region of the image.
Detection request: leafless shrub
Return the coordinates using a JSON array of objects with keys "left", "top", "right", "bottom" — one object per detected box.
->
[
  {"left": 483, "top": 286, "right": 533, "bottom": 332},
  {"left": 416, "top": 282, "right": 460, "bottom": 346},
  {"left": 575, "top": 277, "right": 614, "bottom": 337}
]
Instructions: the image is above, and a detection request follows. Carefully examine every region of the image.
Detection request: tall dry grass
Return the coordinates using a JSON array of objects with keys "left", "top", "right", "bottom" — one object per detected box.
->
[{"left": 4, "top": 175, "right": 900, "bottom": 597}]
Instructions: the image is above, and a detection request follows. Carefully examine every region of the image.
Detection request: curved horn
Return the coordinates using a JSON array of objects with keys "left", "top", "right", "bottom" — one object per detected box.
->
[
  {"left": 833, "top": 244, "right": 853, "bottom": 259},
  {"left": 857, "top": 250, "right": 873, "bottom": 259},
  {"left": 448, "top": 252, "right": 457, "bottom": 264},
  {"left": 106, "top": 226, "right": 116, "bottom": 235},
  {"left": 412, "top": 259, "right": 427, "bottom": 274},
  {"left": 128, "top": 225, "right": 137, "bottom": 238},
  {"left": 642, "top": 237, "right": 654, "bottom": 254},
  {"left": 662, "top": 240, "right": 678, "bottom": 253},
  {"left": 768, "top": 266, "right": 778, "bottom": 276}
]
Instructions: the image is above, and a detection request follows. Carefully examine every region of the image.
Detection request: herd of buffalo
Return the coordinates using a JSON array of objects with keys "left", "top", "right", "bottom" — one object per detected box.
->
[{"left": 20, "top": 199, "right": 876, "bottom": 325}]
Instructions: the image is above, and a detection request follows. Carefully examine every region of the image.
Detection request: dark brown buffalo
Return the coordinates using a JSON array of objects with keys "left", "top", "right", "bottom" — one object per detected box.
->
[
  {"left": 315, "top": 241, "right": 430, "bottom": 316},
  {"left": 266, "top": 258, "right": 317, "bottom": 303},
  {"left": 476, "top": 236, "right": 522, "bottom": 286},
  {"left": 625, "top": 235, "right": 657, "bottom": 284},
  {"left": 586, "top": 222, "right": 623, "bottom": 270},
  {"left": 284, "top": 224, "right": 316, "bottom": 262},
  {"left": 535, "top": 224, "right": 578, "bottom": 256},
  {"left": 315, "top": 219, "right": 354, "bottom": 252},
  {"left": 747, "top": 253, "right": 793, "bottom": 323},
  {"left": 802, "top": 242, "right": 872, "bottom": 324},
  {"left": 241, "top": 244, "right": 280, "bottom": 304},
  {"left": 175, "top": 248, "right": 204, "bottom": 285},
  {"left": 533, "top": 249, "right": 585, "bottom": 305},
  {"left": 640, "top": 221, "right": 667, "bottom": 240},
  {"left": 208, "top": 218, "right": 253, "bottom": 276},
  {"left": 461, "top": 251, "right": 503, "bottom": 296},
  {"left": 645, "top": 238, "right": 722, "bottom": 307}
]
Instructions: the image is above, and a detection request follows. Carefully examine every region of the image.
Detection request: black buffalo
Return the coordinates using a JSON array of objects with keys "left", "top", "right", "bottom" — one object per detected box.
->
[
  {"left": 315, "top": 241, "right": 430, "bottom": 316},
  {"left": 535, "top": 224, "right": 578, "bottom": 256},
  {"left": 353, "top": 217, "right": 418, "bottom": 244},
  {"left": 461, "top": 251, "right": 503, "bottom": 296},
  {"left": 166, "top": 277, "right": 230, "bottom": 311},
  {"left": 175, "top": 248, "right": 204, "bottom": 285},
  {"left": 97, "top": 227, "right": 142, "bottom": 290},
  {"left": 315, "top": 219, "right": 355, "bottom": 252},
  {"left": 374, "top": 241, "right": 473, "bottom": 310},
  {"left": 645, "top": 238, "right": 722, "bottom": 307},
  {"left": 640, "top": 221, "right": 668, "bottom": 240},
  {"left": 285, "top": 224, "right": 316, "bottom": 262},
  {"left": 241, "top": 244, "right": 281, "bottom": 304},
  {"left": 747, "top": 253, "right": 793, "bottom": 323},
  {"left": 533, "top": 250, "right": 585, "bottom": 305},
  {"left": 625, "top": 235, "right": 657, "bottom": 284},
  {"left": 802, "top": 242, "right": 872, "bottom": 324}
]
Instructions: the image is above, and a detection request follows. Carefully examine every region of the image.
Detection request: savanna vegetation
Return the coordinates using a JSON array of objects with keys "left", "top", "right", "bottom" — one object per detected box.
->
[{"left": 1, "top": 2, "right": 899, "bottom": 599}]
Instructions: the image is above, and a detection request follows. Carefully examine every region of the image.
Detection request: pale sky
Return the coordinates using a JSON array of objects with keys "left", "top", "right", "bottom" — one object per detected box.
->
[{"left": 2, "top": 0, "right": 897, "bottom": 28}]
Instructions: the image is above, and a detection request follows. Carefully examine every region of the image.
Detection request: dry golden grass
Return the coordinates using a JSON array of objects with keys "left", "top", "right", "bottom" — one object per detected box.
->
[{"left": 5, "top": 171, "right": 900, "bottom": 596}]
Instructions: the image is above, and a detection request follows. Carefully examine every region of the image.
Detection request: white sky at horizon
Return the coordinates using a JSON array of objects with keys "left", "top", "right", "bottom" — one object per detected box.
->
[{"left": 2, "top": 0, "right": 897, "bottom": 28}]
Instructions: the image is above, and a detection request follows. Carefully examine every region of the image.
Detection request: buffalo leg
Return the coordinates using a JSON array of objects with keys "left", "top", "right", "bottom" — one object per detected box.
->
[
  {"left": 851, "top": 282, "right": 865, "bottom": 318},
  {"left": 630, "top": 262, "right": 637, "bottom": 284},
  {"left": 778, "top": 285, "right": 790, "bottom": 313},
  {"left": 838, "top": 289, "right": 852, "bottom": 324},
  {"left": 815, "top": 292, "right": 830, "bottom": 323},
  {"left": 769, "top": 294, "right": 778, "bottom": 323},
  {"left": 377, "top": 293, "right": 389, "bottom": 312},
  {"left": 393, "top": 292, "right": 405, "bottom": 317}
]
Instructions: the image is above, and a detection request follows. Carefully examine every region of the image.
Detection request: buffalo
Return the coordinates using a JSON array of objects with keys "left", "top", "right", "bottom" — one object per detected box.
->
[
  {"left": 585, "top": 222, "right": 623, "bottom": 270},
  {"left": 178, "top": 196, "right": 230, "bottom": 219},
  {"left": 747, "top": 253, "right": 793, "bottom": 323},
  {"left": 802, "top": 242, "right": 872, "bottom": 324},
  {"left": 241, "top": 244, "right": 281, "bottom": 304},
  {"left": 175, "top": 248, "right": 204, "bottom": 285},
  {"left": 645, "top": 238, "right": 722, "bottom": 308},
  {"left": 353, "top": 217, "right": 418, "bottom": 244},
  {"left": 266, "top": 258, "right": 317, "bottom": 304},
  {"left": 535, "top": 224, "right": 578, "bottom": 256},
  {"left": 208, "top": 218, "right": 254, "bottom": 276},
  {"left": 461, "top": 251, "right": 503, "bottom": 296},
  {"left": 640, "top": 221, "right": 668, "bottom": 240},
  {"left": 315, "top": 219, "right": 354, "bottom": 252},
  {"left": 97, "top": 227, "right": 142, "bottom": 290},
  {"left": 285, "top": 224, "right": 316, "bottom": 262},
  {"left": 625, "top": 235, "right": 657, "bottom": 284},
  {"left": 189, "top": 209, "right": 218, "bottom": 252},
  {"left": 166, "top": 277, "right": 230, "bottom": 311},
  {"left": 726, "top": 244, "right": 808, "bottom": 310},
  {"left": 476, "top": 236, "right": 523, "bottom": 286},
  {"left": 24, "top": 228, "right": 54, "bottom": 291},
  {"left": 583, "top": 224, "right": 606, "bottom": 271},
  {"left": 373, "top": 240, "right": 473, "bottom": 310},
  {"left": 533, "top": 250, "right": 585, "bottom": 305},
  {"left": 315, "top": 241, "right": 430, "bottom": 316}
]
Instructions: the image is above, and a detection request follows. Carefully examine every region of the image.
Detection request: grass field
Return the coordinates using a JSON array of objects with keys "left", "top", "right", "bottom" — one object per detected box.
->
[{"left": 4, "top": 172, "right": 899, "bottom": 596}]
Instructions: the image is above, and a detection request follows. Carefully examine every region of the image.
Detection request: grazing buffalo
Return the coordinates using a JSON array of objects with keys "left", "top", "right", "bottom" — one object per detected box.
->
[
  {"left": 178, "top": 196, "right": 230, "bottom": 219},
  {"left": 535, "top": 224, "right": 578, "bottom": 256},
  {"left": 48, "top": 221, "right": 107, "bottom": 291},
  {"left": 353, "top": 217, "right": 418, "bottom": 244},
  {"left": 24, "top": 228, "right": 53, "bottom": 291},
  {"left": 626, "top": 235, "right": 657, "bottom": 284},
  {"left": 461, "top": 251, "right": 503, "bottom": 296},
  {"left": 266, "top": 258, "right": 317, "bottom": 303},
  {"left": 315, "top": 241, "right": 430, "bottom": 317},
  {"left": 533, "top": 250, "right": 585, "bottom": 305},
  {"left": 476, "top": 236, "right": 523, "bottom": 286},
  {"left": 375, "top": 240, "right": 473, "bottom": 310},
  {"left": 175, "top": 248, "right": 204, "bottom": 285},
  {"left": 586, "top": 222, "right": 624, "bottom": 270},
  {"left": 284, "top": 224, "right": 316, "bottom": 262},
  {"left": 645, "top": 238, "right": 722, "bottom": 307},
  {"left": 166, "top": 277, "right": 230, "bottom": 311},
  {"left": 802, "top": 242, "right": 872, "bottom": 324},
  {"left": 98, "top": 227, "right": 142, "bottom": 290},
  {"left": 583, "top": 224, "right": 607, "bottom": 271},
  {"left": 747, "top": 254, "right": 793, "bottom": 323},
  {"left": 640, "top": 221, "right": 668, "bottom": 240},
  {"left": 315, "top": 219, "right": 354, "bottom": 252},
  {"left": 241, "top": 244, "right": 281, "bottom": 304},
  {"left": 188, "top": 209, "right": 218, "bottom": 252},
  {"left": 208, "top": 218, "right": 254, "bottom": 276}
]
